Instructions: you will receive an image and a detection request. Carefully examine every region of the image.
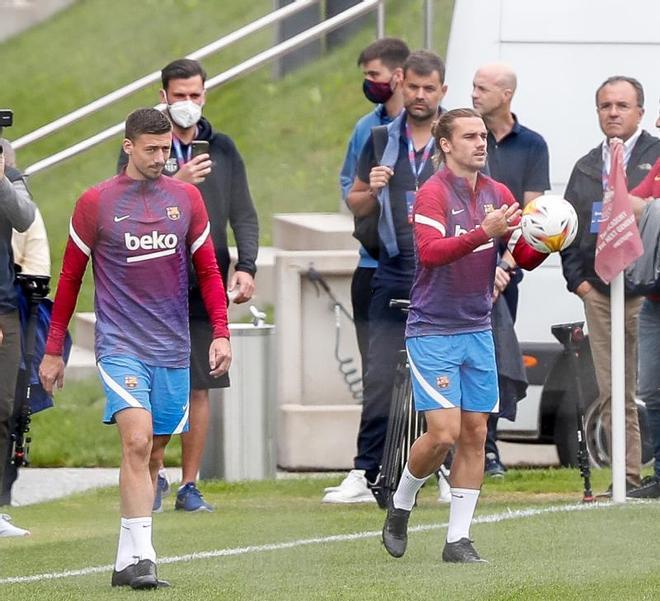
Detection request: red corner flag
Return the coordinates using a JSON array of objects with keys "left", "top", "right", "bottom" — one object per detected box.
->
[{"left": 594, "top": 139, "right": 643, "bottom": 284}]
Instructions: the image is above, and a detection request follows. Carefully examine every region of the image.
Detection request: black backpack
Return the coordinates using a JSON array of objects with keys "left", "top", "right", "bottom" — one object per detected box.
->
[{"left": 352, "top": 125, "right": 389, "bottom": 260}]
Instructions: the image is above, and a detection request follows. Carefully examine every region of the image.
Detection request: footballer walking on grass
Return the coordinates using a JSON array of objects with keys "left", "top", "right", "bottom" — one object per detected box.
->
[
  {"left": 382, "top": 108, "right": 545, "bottom": 563},
  {"left": 39, "top": 108, "right": 231, "bottom": 589}
]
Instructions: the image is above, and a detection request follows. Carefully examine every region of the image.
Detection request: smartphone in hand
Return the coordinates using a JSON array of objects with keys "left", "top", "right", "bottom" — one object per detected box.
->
[{"left": 191, "top": 140, "right": 210, "bottom": 159}]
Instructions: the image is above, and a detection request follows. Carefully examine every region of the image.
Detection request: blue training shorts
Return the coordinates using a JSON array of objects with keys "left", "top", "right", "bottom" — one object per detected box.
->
[
  {"left": 406, "top": 331, "right": 499, "bottom": 413},
  {"left": 97, "top": 355, "right": 190, "bottom": 435}
]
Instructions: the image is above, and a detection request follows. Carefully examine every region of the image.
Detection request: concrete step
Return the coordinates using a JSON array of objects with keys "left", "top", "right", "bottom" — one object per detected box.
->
[{"left": 64, "top": 345, "right": 97, "bottom": 381}]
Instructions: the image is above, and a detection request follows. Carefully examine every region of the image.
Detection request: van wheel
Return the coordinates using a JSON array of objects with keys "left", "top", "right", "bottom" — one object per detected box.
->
[
  {"left": 554, "top": 395, "right": 578, "bottom": 467},
  {"left": 584, "top": 400, "right": 654, "bottom": 467}
]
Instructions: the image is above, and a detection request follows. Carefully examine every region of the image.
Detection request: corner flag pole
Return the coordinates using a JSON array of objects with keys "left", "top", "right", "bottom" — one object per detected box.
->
[
  {"left": 594, "top": 138, "right": 644, "bottom": 504},
  {"left": 610, "top": 272, "right": 627, "bottom": 503}
]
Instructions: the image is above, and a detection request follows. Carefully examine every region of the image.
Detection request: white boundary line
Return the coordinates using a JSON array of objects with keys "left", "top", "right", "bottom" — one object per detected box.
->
[{"left": 0, "top": 502, "right": 617, "bottom": 586}]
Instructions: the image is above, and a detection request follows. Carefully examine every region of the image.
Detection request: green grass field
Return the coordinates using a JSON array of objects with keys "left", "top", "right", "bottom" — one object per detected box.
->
[{"left": 0, "top": 476, "right": 658, "bottom": 600}]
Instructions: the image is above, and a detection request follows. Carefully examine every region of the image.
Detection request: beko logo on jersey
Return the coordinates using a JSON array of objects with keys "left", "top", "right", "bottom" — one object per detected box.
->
[{"left": 124, "top": 231, "right": 178, "bottom": 263}]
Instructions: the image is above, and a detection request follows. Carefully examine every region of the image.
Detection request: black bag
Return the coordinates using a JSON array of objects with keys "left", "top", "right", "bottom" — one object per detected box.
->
[{"left": 352, "top": 125, "right": 389, "bottom": 261}]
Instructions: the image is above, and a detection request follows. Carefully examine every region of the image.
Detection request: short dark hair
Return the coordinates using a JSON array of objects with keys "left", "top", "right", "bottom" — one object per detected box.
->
[
  {"left": 124, "top": 108, "right": 172, "bottom": 141},
  {"left": 161, "top": 58, "right": 207, "bottom": 90},
  {"left": 357, "top": 38, "right": 410, "bottom": 71},
  {"left": 403, "top": 50, "right": 445, "bottom": 83},
  {"left": 431, "top": 108, "right": 483, "bottom": 164},
  {"left": 595, "top": 76, "right": 645, "bottom": 108}
]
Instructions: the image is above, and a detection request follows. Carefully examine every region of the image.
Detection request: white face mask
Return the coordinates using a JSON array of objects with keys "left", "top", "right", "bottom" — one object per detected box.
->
[{"left": 167, "top": 100, "right": 202, "bottom": 129}]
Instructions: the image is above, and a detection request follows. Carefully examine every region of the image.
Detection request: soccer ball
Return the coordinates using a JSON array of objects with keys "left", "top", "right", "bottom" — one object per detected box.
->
[{"left": 520, "top": 195, "right": 578, "bottom": 253}]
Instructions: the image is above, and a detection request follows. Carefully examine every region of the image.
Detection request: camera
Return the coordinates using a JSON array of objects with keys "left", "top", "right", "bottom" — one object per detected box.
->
[
  {"left": 0, "top": 109, "right": 13, "bottom": 143},
  {"left": 0, "top": 109, "right": 13, "bottom": 129}
]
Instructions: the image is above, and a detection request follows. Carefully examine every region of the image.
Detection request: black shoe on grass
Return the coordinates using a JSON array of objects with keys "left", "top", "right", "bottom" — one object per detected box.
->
[
  {"left": 442, "top": 538, "right": 487, "bottom": 563},
  {"left": 111, "top": 559, "right": 170, "bottom": 589},
  {"left": 627, "top": 476, "right": 660, "bottom": 499},
  {"left": 382, "top": 499, "right": 410, "bottom": 558}
]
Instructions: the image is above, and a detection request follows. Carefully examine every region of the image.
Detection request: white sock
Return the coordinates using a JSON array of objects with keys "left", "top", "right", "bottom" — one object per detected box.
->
[
  {"left": 115, "top": 516, "right": 156, "bottom": 571},
  {"left": 392, "top": 465, "right": 430, "bottom": 511},
  {"left": 446, "top": 488, "right": 480, "bottom": 543},
  {"left": 115, "top": 518, "right": 135, "bottom": 571}
]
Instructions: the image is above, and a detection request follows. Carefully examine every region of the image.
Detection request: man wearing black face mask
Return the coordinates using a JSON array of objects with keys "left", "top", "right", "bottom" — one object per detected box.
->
[
  {"left": 331, "top": 40, "right": 409, "bottom": 502},
  {"left": 325, "top": 50, "right": 446, "bottom": 504},
  {"left": 117, "top": 58, "right": 259, "bottom": 513}
]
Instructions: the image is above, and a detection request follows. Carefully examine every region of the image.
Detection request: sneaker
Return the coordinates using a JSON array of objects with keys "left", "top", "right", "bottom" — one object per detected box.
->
[
  {"left": 158, "top": 470, "right": 170, "bottom": 497},
  {"left": 442, "top": 538, "right": 488, "bottom": 563},
  {"left": 111, "top": 559, "right": 170, "bottom": 589},
  {"left": 437, "top": 466, "right": 451, "bottom": 503},
  {"left": 382, "top": 498, "right": 411, "bottom": 558},
  {"left": 321, "top": 470, "right": 376, "bottom": 504},
  {"left": 153, "top": 470, "right": 170, "bottom": 512},
  {"left": 627, "top": 476, "right": 660, "bottom": 499},
  {"left": 175, "top": 482, "right": 214, "bottom": 512},
  {"left": 0, "top": 514, "right": 30, "bottom": 537},
  {"left": 152, "top": 483, "right": 163, "bottom": 513},
  {"left": 603, "top": 480, "right": 638, "bottom": 497},
  {"left": 484, "top": 452, "right": 506, "bottom": 478}
]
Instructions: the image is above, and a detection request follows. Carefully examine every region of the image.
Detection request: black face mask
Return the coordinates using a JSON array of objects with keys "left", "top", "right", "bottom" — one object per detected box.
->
[{"left": 362, "top": 78, "right": 394, "bottom": 104}]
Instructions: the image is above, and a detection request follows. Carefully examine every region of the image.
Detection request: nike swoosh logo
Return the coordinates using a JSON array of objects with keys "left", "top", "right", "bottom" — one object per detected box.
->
[
  {"left": 451, "top": 208, "right": 464, "bottom": 215},
  {"left": 114, "top": 215, "right": 130, "bottom": 222},
  {"left": 451, "top": 493, "right": 464, "bottom": 499}
]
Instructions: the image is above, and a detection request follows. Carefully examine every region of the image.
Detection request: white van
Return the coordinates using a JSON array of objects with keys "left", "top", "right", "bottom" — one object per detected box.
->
[{"left": 442, "top": 0, "right": 660, "bottom": 464}]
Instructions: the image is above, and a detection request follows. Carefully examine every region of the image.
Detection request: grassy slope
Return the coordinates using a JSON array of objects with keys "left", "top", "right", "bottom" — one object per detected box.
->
[
  {"left": 0, "top": 479, "right": 658, "bottom": 600},
  {"left": 0, "top": 0, "right": 453, "bottom": 309}
]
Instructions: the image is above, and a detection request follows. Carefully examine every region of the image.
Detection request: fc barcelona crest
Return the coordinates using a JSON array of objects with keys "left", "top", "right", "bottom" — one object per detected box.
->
[
  {"left": 436, "top": 375, "right": 450, "bottom": 389},
  {"left": 166, "top": 206, "right": 181, "bottom": 221},
  {"left": 483, "top": 203, "right": 495, "bottom": 214},
  {"left": 124, "top": 375, "right": 138, "bottom": 389},
  {"left": 164, "top": 158, "right": 178, "bottom": 174}
]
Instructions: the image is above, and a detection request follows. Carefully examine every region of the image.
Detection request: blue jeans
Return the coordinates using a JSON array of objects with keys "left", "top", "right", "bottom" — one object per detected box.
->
[{"left": 639, "top": 299, "right": 660, "bottom": 479}]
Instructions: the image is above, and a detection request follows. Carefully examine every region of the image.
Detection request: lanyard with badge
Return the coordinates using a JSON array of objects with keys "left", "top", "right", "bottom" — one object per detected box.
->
[
  {"left": 171, "top": 136, "right": 192, "bottom": 168},
  {"left": 405, "top": 123, "right": 434, "bottom": 224}
]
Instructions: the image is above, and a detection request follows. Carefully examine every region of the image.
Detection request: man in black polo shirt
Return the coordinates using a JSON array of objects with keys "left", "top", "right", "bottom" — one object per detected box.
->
[{"left": 472, "top": 63, "right": 550, "bottom": 476}]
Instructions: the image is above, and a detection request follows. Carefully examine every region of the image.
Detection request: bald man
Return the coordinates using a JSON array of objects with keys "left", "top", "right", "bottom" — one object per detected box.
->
[{"left": 472, "top": 63, "right": 550, "bottom": 477}]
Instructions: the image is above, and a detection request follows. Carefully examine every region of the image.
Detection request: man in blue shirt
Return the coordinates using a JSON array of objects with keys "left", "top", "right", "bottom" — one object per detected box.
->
[
  {"left": 339, "top": 37, "right": 409, "bottom": 370},
  {"left": 324, "top": 50, "right": 446, "bottom": 504},
  {"left": 472, "top": 63, "right": 550, "bottom": 477},
  {"left": 322, "top": 39, "right": 410, "bottom": 504}
]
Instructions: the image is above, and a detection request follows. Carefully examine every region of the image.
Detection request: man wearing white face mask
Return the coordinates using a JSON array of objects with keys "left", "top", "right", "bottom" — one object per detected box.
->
[{"left": 118, "top": 58, "right": 259, "bottom": 513}]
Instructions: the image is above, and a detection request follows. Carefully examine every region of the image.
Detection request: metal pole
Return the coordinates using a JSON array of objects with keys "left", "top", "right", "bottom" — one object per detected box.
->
[
  {"left": 25, "top": 0, "right": 381, "bottom": 176},
  {"left": 376, "top": 0, "right": 385, "bottom": 38},
  {"left": 610, "top": 273, "right": 627, "bottom": 504},
  {"left": 424, "top": 0, "right": 433, "bottom": 49},
  {"left": 13, "top": 0, "right": 319, "bottom": 150}
]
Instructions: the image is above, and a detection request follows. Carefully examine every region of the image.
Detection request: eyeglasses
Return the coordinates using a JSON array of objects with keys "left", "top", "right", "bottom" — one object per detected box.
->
[{"left": 597, "top": 102, "right": 640, "bottom": 113}]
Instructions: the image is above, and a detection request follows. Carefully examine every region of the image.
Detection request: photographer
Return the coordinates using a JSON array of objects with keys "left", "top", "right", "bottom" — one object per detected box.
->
[{"left": 0, "top": 126, "right": 35, "bottom": 537}]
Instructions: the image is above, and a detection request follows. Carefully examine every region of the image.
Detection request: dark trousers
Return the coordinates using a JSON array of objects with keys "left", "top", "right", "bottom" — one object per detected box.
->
[
  {"left": 639, "top": 299, "right": 660, "bottom": 479},
  {"left": 354, "top": 282, "right": 409, "bottom": 477},
  {"left": 0, "top": 311, "right": 21, "bottom": 498},
  {"left": 487, "top": 272, "right": 523, "bottom": 464},
  {"left": 350, "top": 266, "right": 375, "bottom": 379}
]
